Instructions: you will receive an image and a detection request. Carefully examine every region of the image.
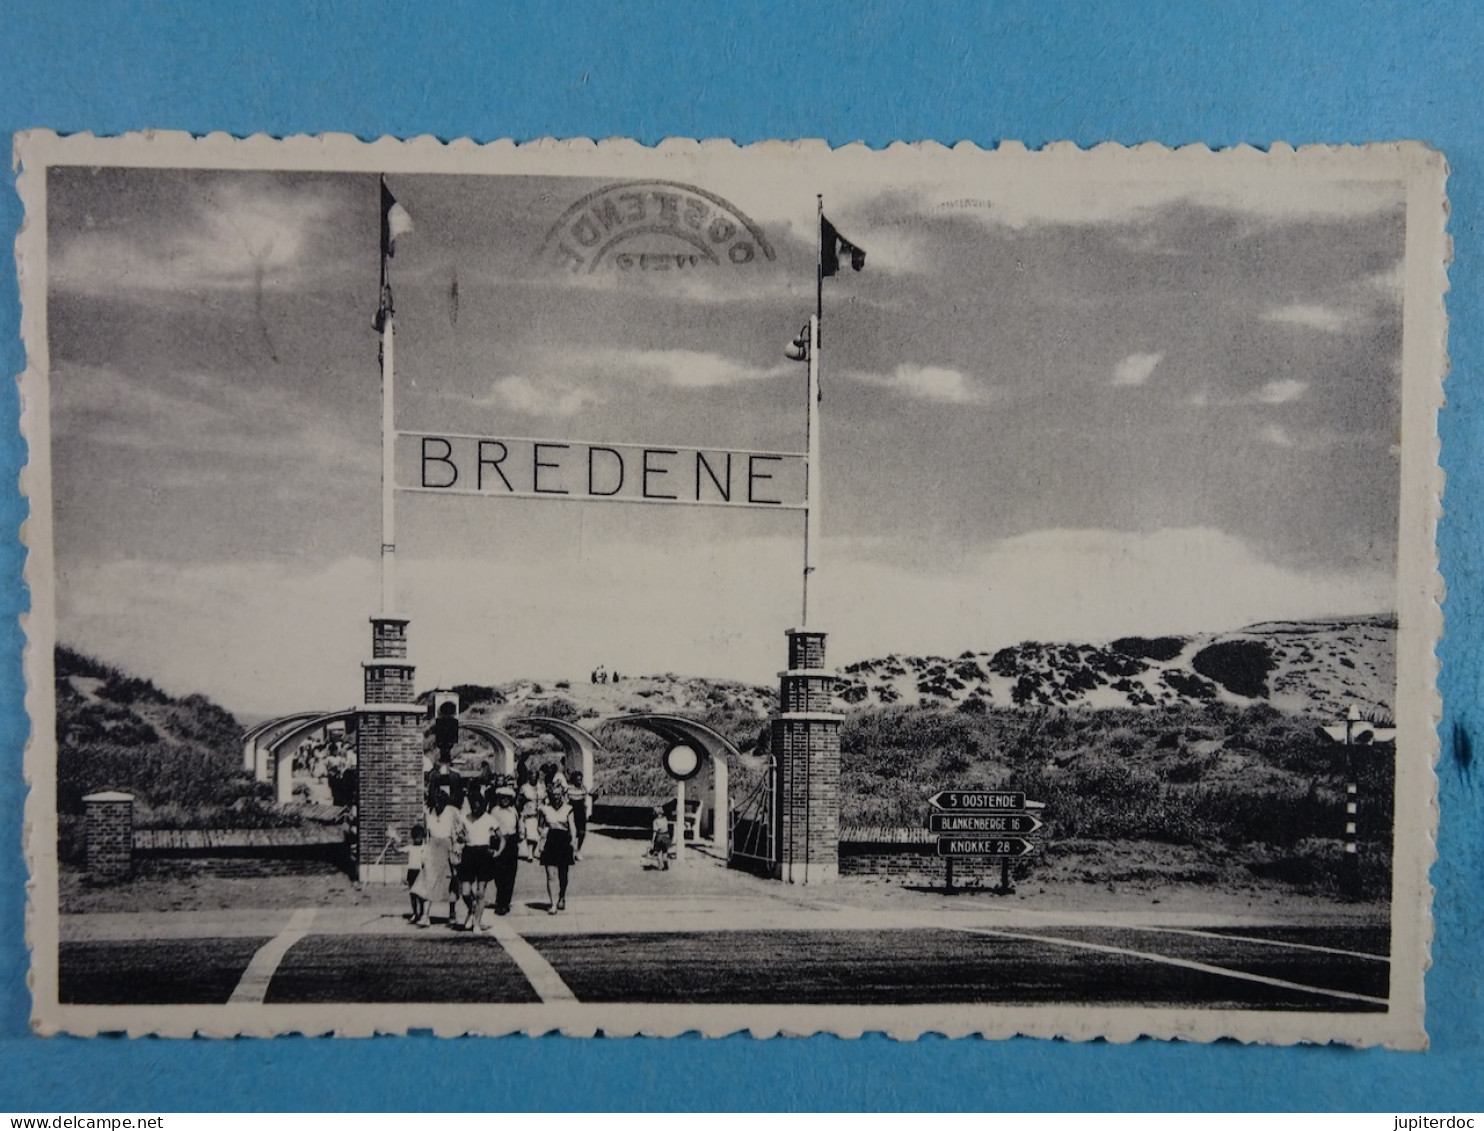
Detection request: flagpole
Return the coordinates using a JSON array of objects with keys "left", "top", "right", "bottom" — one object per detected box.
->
[
  {"left": 381, "top": 317, "right": 396, "bottom": 616},
  {"left": 379, "top": 179, "right": 397, "bottom": 617},
  {"left": 802, "top": 195, "right": 823, "bottom": 627}
]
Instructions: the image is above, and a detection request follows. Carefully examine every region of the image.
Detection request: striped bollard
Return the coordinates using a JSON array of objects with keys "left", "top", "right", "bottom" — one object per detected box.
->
[{"left": 1342, "top": 777, "right": 1360, "bottom": 898}]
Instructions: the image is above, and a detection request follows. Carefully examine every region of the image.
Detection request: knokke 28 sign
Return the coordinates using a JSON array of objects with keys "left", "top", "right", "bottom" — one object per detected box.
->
[{"left": 398, "top": 431, "right": 807, "bottom": 511}]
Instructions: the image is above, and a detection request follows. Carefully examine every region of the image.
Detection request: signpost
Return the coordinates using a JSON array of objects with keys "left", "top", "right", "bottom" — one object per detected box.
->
[
  {"left": 928, "top": 791, "right": 1025, "bottom": 811},
  {"left": 928, "top": 789, "right": 1047, "bottom": 893},
  {"left": 928, "top": 812, "right": 1043, "bottom": 835},
  {"left": 936, "top": 836, "right": 1037, "bottom": 857}
]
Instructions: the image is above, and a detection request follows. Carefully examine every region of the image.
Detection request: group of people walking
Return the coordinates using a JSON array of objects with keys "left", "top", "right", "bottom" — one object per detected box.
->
[{"left": 405, "top": 760, "right": 588, "bottom": 929}]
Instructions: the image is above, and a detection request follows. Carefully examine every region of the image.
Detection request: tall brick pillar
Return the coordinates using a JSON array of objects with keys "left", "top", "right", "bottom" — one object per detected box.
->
[
  {"left": 772, "top": 628, "right": 841, "bottom": 883},
  {"left": 83, "top": 791, "right": 134, "bottom": 882},
  {"left": 357, "top": 617, "right": 425, "bottom": 884}
]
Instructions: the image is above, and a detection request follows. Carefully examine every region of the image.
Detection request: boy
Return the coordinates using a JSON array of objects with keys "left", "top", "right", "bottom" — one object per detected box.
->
[{"left": 649, "top": 805, "right": 671, "bottom": 870}]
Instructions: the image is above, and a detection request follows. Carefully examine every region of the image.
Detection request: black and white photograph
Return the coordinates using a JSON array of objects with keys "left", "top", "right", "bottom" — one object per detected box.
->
[{"left": 17, "top": 133, "right": 1443, "bottom": 1044}]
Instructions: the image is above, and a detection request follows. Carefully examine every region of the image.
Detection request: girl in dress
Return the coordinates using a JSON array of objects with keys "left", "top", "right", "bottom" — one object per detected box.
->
[
  {"left": 405, "top": 824, "right": 427, "bottom": 924},
  {"left": 538, "top": 782, "right": 578, "bottom": 914},
  {"left": 416, "top": 789, "right": 464, "bottom": 927}
]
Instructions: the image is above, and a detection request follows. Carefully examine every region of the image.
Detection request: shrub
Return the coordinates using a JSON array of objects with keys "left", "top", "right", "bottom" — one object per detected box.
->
[
  {"left": 452, "top": 684, "right": 504, "bottom": 707},
  {"left": 539, "top": 697, "right": 581, "bottom": 721},
  {"left": 1162, "top": 669, "right": 1217, "bottom": 700},
  {"left": 1192, "top": 639, "right": 1275, "bottom": 698},
  {"left": 1110, "top": 636, "right": 1186, "bottom": 662},
  {"left": 98, "top": 673, "right": 169, "bottom": 707},
  {"left": 1164, "top": 755, "right": 1207, "bottom": 784}
]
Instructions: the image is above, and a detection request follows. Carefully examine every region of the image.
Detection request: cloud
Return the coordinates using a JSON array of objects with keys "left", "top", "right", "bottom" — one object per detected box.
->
[
  {"left": 464, "top": 347, "right": 797, "bottom": 418},
  {"left": 52, "top": 181, "right": 340, "bottom": 297},
  {"left": 483, "top": 375, "right": 604, "bottom": 418},
  {"left": 887, "top": 364, "right": 983, "bottom": 403},
  {"left": 601, "top": 347, "right": 792, "bottom": 389},
  {"left": 1259, "top": 423, "right": 1296, "bottom": 447},
  {"left": 1183, "top": 379, "right": 1308, "bottom": 411},
  {"left": 1255, "top": 378, "right": 1308, "bottom": 404},
  {"left": 59, "top": 527, "right": 1392, "bottom": 718},
  {"left": 1263, "top": 303, "right": 1352, "bottom": 333},
  {"left": 852, "top": 363, "right": 991, "bottom": 404},
  {"left": 519, "top": 347, "right": 791, "bottom": 392},
  {"left": 927, "top": 174, "right": 1403, "bottom": 231},
  {"left": 1112, "top": 352, "right": 1162, "bottom": 387},
  {"left": 1366, "top": 260, "right": 1406, "bottom": 297}
]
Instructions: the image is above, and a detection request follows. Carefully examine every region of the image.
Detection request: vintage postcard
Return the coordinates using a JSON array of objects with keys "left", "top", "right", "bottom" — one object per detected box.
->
[{"left": 15, "top": 133, "right": 1445, "bottom": 1045}]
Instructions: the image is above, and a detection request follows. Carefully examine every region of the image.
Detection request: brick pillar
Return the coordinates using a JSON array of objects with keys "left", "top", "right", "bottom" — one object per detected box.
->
[
  {"left": 772, "top": 628, "right": 841, "bottom": 883},
  {"left": 357, "top": 617, "right": 424, "bottom": 884},
  {"left": 83, "top": 791, "right": 134, "bottom": 882}
]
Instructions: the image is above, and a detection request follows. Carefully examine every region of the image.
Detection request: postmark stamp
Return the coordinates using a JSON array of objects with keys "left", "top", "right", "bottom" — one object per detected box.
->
[
  {"left": 540, "top": 179, "right": 775, "bottom": 273},
  {"left": 15, "top": 133, "right": 1445, "bottom": 1044}
]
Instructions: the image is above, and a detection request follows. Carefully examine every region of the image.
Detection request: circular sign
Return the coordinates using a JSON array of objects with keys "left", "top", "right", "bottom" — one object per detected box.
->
[{"left": 662, "top": 743, "right": 702, "bottom": 781}]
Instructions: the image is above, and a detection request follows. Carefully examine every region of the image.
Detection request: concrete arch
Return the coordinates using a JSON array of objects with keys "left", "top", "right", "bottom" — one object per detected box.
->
[
  {"left": 509, "top": 717, "right": 602, "bottom": 799},
  {"left": 264, "top": 709, "right": 358, "bottom": 804},
  {"left": 608, "top": 714, "right": 736, "bottom": 859},
  {"left": 460, "top": 723, "right": 522, "bottom": 777},
  {"left": 242, "top": 710, "right": 329, "bottom": 776}
]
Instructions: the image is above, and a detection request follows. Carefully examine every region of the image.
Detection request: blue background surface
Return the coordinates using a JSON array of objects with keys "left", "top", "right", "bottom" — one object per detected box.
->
[{"left": 1, "top": 0, "right": 1480, "bottom": 1112}]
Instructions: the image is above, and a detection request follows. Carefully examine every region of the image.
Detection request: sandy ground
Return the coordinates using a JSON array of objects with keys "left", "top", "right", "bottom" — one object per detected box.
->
[{"left": 57, "top": 825, "right": 1387, "bottom": 934}]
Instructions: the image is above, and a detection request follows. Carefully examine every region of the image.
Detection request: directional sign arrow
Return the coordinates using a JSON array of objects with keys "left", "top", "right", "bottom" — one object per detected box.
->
[
  {"left": 936, "top": 835, "right": 1037, "bottom": 858},
  {"left": 1317, "top": 723, "right": 1398, "bottom": 745},
  {"left": 929, "top": 812, "right": 1044, "bottom": 835},
  {"left": 928, "top": 790, "right": 1026, "bottom": 812}
]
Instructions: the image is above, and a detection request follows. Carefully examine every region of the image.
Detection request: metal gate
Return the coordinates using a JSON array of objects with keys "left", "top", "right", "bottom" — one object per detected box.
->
[{"left": 727, "top": 755, "right": 777, "bottom": 876}]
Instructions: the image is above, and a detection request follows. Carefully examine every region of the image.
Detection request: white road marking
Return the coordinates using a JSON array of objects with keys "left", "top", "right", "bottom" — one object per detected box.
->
[
  {"left": 228, "top": 907, "right": 317, "bottom": 1004},
  {"left": 1135, "top": 925, "right": 1390, "bottom": 963},
  {"left": 956, "top": 925, "right": 1389, "bottom": 1006},
  {"left": 486, "top": 917, "right": 577, "bottom": 1002}
]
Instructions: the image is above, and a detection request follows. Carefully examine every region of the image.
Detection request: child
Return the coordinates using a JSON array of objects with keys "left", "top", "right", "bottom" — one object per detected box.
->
[
  {"left": 406, "top": 825, "right": 428, "bottom": 927},
  {"left": 567, "top": 770, "right": 589, "bottom": 860},
  {"left": 649, "top": 805, "right": 671, "bottom": 870}
]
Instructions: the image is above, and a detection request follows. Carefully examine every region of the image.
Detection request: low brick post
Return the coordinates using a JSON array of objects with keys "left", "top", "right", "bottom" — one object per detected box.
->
[{"left": 83, "top": 791, "right": 134, "bottom": 881}]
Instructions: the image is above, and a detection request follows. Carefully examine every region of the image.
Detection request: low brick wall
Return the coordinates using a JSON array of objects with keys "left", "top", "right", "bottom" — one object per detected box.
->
[
  {"left": 135, "top": 844, "right": 349, "bottom": 878},
  {"left": 839, "top": 826, "right": 1014, "bottom": 885},
  {"left": 132, "top": 825, "right": 350, "bottom": 877},
  {"left": 839, "top": 849, "right": 1007, "bottom": 885},
  {"left": 77, "top": 793, "right": 353, "bottom": 881},
  {"left": 133, "top": 827, "right": 344, "bottom": 851}
]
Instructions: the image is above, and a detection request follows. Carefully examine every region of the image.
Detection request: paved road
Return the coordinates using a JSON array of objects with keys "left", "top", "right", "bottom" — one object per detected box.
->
[{"left": 58, "top": 847, "right": 1391, "bottom": 1011}]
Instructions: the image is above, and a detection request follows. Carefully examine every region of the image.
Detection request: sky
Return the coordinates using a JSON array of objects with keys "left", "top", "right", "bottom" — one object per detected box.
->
[{"left": 44, "top": 154, "right": 1408, "bottom": 716}]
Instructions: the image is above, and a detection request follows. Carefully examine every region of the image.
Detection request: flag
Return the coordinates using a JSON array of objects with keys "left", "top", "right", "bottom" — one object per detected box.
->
[
  {"left": 820, "top": 214, "right": 866, "bottom": 277},
  {"left": 376, "top": 178, "right": 413, "bottom": 330},
  {"left": 381, "top": 179, "right": 414, "bottom": 260}
]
